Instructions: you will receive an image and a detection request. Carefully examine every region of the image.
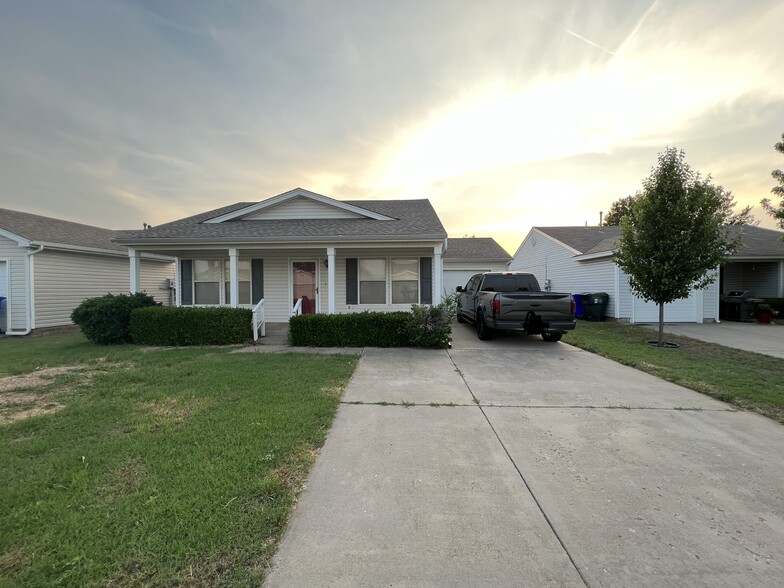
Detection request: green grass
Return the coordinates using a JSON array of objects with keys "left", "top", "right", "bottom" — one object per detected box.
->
[
  {"left": 567, "top": 322, "right": 784, "bottom": 423},
  {"left": 0, "top": 333, "right": 357, "bottom": 587}
]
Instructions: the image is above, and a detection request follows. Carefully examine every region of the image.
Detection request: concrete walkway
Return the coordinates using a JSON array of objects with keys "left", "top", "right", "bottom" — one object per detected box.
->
[
  {"left": 646, "top": 321, "right": 784, "bottom": 359},
  {"left": 264, "top": 324, "right": 784, "bottom": 587}
]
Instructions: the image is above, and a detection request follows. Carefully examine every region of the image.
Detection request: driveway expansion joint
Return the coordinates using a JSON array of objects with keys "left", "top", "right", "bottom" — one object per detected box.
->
[{"left": 446, "top": 350, "right": 591, "bottom": 587}]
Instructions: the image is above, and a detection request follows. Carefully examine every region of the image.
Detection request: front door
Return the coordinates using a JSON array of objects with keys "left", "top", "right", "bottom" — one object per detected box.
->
[{"left": 292, "top": 261, "right": 317, "bottom": 314}]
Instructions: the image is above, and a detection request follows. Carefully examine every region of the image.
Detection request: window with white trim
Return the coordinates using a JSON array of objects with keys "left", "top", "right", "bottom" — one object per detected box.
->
[
  {"left": 391, "top": 259, "right": 419, "bottom": 304},
  {"left": 193, "top": 260, "right": 221, "bottom": 304},
  {"left": 359, "top": 259, "right": 386, "bottom": 304}
]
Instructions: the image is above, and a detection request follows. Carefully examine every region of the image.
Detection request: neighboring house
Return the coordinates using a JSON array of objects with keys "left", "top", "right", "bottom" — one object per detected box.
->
[
  {"left": 442, "top": 237, "right": 511, "bottom": 295},
  {"left": 114, "top": 188, "right": 449, "bottom": 325},
  {"left": 510, "top": 225, "right": 784, "bottom": 323},
  {"left": 0, "top": 209, "right": 174, "bottom": 335},
  {"left": 721, "top": 225, "right": 784, "bottom": 299}
]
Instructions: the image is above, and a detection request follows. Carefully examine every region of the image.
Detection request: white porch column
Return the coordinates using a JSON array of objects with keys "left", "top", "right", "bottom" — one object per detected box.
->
[
  {"left": 174, "top": 256, "right": 181, "bottom": 306},
  {"left": 327, "top": 246, "right": 336, "bottom": 314},
  {"left": 433, "top": 243, "right": 443, "bottom": 304},
  {"left": 229, "top": 248, "right": 239, "bottom": 307},
  {"left": 129, "top": 248, "right": 141, "bottom": 293}
]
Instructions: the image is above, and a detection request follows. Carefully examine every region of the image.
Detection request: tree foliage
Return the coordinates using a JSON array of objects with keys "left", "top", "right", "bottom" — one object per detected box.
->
[
  {"left": 760, "top": 132, "right": 784, "bottom": 231},
  {"left": 603, "top": 196, "right": 635, "bottom": 225},
  {"left": 614, "top": 148, "right": 748, "bottom": 346}
]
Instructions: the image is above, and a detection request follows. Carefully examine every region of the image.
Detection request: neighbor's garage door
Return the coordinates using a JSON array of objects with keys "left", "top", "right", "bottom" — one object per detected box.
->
[
  {"left": 632, "top": 290, "right": 698, "bottom": 323},
  {"left": 443, "top": 269, "right": 485, "bottom": 297}
]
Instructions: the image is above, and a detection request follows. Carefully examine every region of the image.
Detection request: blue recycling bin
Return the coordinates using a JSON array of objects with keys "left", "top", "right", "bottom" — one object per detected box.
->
[{"left": 572, "top": 293, "right": 589, "bottom": 319}]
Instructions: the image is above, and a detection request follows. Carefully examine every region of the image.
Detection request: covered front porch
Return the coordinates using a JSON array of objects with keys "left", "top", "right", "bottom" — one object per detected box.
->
[{"left": 127, "top": 243, "right": 445, "bottom": 335}]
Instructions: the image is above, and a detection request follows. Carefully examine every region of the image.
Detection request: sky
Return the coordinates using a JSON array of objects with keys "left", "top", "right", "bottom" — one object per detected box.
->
[{"left": 1, "top": 0, "right": 783, "bottom": 255}]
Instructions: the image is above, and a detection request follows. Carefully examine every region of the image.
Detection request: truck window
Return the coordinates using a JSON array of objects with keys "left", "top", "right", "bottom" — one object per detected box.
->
[{"left": 480, "top": 275, "right": 540, "bottom": 292}]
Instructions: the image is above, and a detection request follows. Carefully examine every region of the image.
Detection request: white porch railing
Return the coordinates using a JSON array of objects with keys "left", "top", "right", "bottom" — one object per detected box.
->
[
  {"left": 292, "top": 298, "right": 303, "bottom": 316},
  {"left": 252, "top": 299, "right": 266, "bottom": 341}
]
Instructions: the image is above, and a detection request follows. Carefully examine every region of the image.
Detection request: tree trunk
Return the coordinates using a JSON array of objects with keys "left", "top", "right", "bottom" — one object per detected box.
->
[{"left": 658, "top": 302, "right": 664, "bottom": 347}]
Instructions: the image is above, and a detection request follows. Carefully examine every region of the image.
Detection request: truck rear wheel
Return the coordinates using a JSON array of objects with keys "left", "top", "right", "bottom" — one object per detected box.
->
[
  {"left": 541, "top": 332, "right": 562, "bottom": 342},
  {"left": 476, "top": 313, "right": 494, "bottom": 340}
]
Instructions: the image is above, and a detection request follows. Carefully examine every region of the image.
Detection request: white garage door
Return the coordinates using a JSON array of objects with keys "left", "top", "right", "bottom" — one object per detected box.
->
[
  {"left": 443, "top": 269, "right": 485, "bottom": 297},
  {"left": 632, "top": 290, "right": 698, "bottom": 323}
]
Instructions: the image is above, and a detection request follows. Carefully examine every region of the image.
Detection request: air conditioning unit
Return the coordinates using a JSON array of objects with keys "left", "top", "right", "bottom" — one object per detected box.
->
[
  {"left": 164, "top": 278, "right": 175, "bottom": 289},
  {"left": 543, "top": 279, "right": 551, "bottom": 291}
]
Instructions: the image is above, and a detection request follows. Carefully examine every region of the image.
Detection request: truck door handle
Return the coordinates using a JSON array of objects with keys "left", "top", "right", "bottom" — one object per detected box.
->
[{"left": 530, "top": 303, "right": 541, "bottom": 307}]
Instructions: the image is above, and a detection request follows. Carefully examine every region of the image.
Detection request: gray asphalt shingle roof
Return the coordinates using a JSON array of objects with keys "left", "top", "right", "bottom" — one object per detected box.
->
[
  {"left": 536, "top": 224, "right": 784, "bottom": 258},
  {"left": 0, "top": 208, "right": 126, "bottom": 252},
  {"left": 535, "top": 226, "right": 621, "bottom": 255},
  {"left": 444, "top": 237, "right": 511, "bottom": 260},
  {"left": 115, "top": 198, "right": 447, "bottom": 243}
]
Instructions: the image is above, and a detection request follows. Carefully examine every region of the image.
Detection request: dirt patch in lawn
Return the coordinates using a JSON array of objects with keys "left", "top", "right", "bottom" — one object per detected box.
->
[
  {"left": 0, "top": 363, "right": 127, "bottom": 425},
  {"left": 141, "top": 396, "right": 206, "bottom": 431},
  {"left": 0, "top": 365, "right": 88, "bottom": 424}
]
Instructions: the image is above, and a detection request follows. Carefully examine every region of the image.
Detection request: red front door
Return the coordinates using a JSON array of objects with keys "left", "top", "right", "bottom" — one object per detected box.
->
[{"left": 293, "top": 261, "right": 317, "bottom": 314}]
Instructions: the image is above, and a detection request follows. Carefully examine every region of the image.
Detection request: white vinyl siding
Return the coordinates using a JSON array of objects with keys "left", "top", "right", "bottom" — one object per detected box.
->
[
  {"left": 173, "top": 245, "right": 439, "bottom": 322},
  {"left": 0, "top": 236, "right": 30, "bottom": 331},
  {"left": 511, "top": 231, "right": 616, "bottom": 317},
  {"left": 32, "top": 250, "right": 174, "bottom": 329},
  {"left": 722, "top": 262, "right": 779, "bottom": 298},
  {"left": 442, "top": 262, "right": 509, "bottom": 297},
  {"left": 242, "top": 196, "right": 363, "bottom": 220}
]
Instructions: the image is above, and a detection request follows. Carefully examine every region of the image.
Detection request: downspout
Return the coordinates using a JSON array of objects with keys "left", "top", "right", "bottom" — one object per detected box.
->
[{"left": 6, "top": 244, "right": 44, "bottom": 336}]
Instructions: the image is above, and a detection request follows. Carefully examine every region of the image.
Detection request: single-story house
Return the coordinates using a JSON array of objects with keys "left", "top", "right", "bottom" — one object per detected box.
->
[
  {"left": 510, "top": 224, "right": 784, "bottom": 323},
  {"left": 114, "top": 188, "right": 449, "bottom": 332},
  {"left": 442, "top": 237, "right": 512, "bottom": 295},
  {"left": 0, "top": 208, "right": 174, "bottom": 335}
]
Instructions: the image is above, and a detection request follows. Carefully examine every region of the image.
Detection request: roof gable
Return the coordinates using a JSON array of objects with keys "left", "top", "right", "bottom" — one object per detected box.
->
[
  {"left": 204, "top": 188, "right": 395, "bottom": 223},
  {"left": 535, "top": 226, "right": 621, "bottom": 255},
  {"left": 115, "top": 193, "right": 447, "bottom": 244}
]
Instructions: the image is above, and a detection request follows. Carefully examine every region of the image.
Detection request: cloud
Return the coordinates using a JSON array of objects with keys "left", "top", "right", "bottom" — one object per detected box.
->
[{"left": 0, "top": 0, "right": 782, "bottom": 246}]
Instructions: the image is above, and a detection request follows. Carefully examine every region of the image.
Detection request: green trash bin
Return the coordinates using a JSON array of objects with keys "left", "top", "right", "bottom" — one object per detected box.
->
[{"left": 583, "top": 292, "right": 609, "bottom": 321}]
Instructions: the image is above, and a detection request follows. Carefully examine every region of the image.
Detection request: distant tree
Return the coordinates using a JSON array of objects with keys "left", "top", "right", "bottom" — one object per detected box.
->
[
  {"left": 614, "top": 148, "right": 748, "bottom": 347},
  {"left": 605, "top": 190, "right": 752, "bottom": 227},
  {"left": 760, "top": 132, "right": 784, "bottom": 233},
  {"left": 603, "top": 196, "right": 635, "bottom": 225}
]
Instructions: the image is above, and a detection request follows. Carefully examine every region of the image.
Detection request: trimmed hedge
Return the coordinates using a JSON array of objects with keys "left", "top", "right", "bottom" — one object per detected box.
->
[
  {"left": 71, "top": 292, "right": 159, "bottom": 345},
  {"left": 130, "top": 306, "right": 252, "bottom": 346},
  {"left": 289, "top": 312, "right": 411, "bottom": 347}
]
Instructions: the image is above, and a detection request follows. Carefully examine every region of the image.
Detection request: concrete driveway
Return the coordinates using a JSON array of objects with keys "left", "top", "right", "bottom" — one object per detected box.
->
[
  {"left": 646, "top": 321, "right": 784, "bottom": 359},
  {"left": 264, "top": 323, "right": 784, "bottom": 587}
]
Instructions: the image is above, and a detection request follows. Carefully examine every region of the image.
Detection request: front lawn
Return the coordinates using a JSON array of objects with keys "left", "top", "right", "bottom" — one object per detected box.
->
[
  {"left": 567, "top": 322, "right": 784, "bottom": 423},
  {"left": 0, "top": 333, "right": 357, "bottom": 587}
]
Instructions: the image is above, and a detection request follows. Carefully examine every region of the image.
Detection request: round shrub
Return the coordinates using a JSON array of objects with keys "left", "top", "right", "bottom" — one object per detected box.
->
[{"left": 71, "top": 292, "right": 159, "bottom": 345}]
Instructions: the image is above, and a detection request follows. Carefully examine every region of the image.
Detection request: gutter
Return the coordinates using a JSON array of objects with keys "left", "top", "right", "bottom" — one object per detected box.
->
[{"left": 6, "top": 244, "right": 44, "bottom": 336}]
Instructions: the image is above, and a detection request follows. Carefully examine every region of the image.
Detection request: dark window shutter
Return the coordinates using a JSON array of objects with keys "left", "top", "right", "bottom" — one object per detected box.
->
[
  {"left": 180, "top": 260, "right": 193, "bottom": 305},
  {"left": 420, "top": 257, "right": 432, "bottom": 304},
  {"left": 346, "top": 258, "right": 358, "bottom": 305},
  {"left": 251, "top": 259, "right": 264, "bottom": 304}
]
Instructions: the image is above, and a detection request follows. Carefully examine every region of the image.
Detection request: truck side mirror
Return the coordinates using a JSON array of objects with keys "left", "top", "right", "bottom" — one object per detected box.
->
[{"left": 455, "top": 286, "right": 464, "bottom": 293}]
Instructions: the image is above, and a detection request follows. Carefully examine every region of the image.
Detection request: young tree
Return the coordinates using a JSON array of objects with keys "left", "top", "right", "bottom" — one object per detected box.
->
[
  {"left": 603, "top": 196, "right": 635, "bottom": 225},
  {"left": 760, "top": 132, "right": 784, "bottom": 232},
  {"left": 614, "top": 148, "right": 748, "bottom": 346}
]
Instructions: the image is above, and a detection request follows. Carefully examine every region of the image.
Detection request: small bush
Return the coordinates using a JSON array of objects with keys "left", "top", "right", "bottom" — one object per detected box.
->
[
  {"left": 406, "top": 294, "right": 459, "bottom": 349},
  {"left": 71, "top": 292, "right": 159, "bottom": 345},
  {"left": 289, "top": 312, "right": 411, "bottom": 347},
  {"left": 762, "top": 297, "right": 784, "bottom": 316},
  {"left": 130, "top": 307, "right": 252, "bottom": 346}
]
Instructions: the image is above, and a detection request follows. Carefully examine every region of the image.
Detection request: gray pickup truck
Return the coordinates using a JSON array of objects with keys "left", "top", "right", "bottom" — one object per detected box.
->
[{"left": 456, "top": 272, "right": 576, "bottom": 342}]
